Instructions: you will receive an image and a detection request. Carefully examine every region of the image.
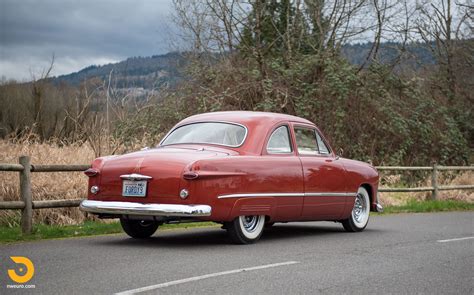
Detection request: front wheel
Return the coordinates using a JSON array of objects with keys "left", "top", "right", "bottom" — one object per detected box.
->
[
  {"left": 120, "top": 218, "right": 159, "bottom": 239},
  {"left": 342, "top": 187, "right": 370, "bottom": 232},
  {"left": 225, "top": 215, "right": 265, "bottom": 244}
]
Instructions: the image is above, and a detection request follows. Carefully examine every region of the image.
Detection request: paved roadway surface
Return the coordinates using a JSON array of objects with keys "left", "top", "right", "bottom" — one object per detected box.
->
[{"left": 1, "top": 212, "right": 473, "bottom": 294}]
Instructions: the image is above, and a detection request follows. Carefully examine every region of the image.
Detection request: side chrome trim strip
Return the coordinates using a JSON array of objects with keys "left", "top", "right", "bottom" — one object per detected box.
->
[
  {"left": 218, "top": 193, "right": 304, "bottom": 199},
  {"left": 218, "top": 192, "right": 356, "bottom": 199},
  {"left": 304, "top": 192, "right": 356, "bottom": 197}
]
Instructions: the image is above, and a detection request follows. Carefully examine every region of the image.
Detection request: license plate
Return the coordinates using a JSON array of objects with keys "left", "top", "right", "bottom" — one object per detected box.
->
[{"left": 122, "top": 180, "right": 147, "bottom": 197}]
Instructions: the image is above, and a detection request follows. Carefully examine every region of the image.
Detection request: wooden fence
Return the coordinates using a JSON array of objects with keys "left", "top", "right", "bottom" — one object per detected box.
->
[{"left": 1, "top": 156, "right": 473, "bottom": 234}]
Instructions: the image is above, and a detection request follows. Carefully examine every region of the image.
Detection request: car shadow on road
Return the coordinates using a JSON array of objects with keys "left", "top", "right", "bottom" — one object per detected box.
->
[
  {"left": 261, "top": 223, "right": 380, "bottom": 242},
  {"left": 94, "top": 223, "right": 381, "bottom": 248}
]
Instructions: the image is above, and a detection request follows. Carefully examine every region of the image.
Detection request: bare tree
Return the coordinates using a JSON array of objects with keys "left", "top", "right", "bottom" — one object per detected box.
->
[
  {"left": 30, "top": 55, "right": 55, "bottom": 140},
  {"left": 415, "top": 0, "right": 472, "bottom": 99}
]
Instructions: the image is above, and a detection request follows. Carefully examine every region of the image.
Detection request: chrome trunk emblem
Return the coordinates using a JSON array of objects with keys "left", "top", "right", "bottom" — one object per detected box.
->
[{"left": 120, "top": 173, "right": 153, "bottom": 181}]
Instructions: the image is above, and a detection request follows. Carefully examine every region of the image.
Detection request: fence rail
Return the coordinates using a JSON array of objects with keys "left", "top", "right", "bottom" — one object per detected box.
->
[
  {"left": 1, "top": 156, "right": 473, "bottom": 234},
  {"left": 376, "top": 164, "right": 474, "bottom": 196}
]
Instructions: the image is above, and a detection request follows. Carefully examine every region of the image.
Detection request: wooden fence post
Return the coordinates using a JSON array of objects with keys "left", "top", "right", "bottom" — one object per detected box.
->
[
  {"left": 19, "top": 156, "right": 32, "bottom": 234},
  {"left": 431, "top": 164, "right": 439, "bottom": 200}
]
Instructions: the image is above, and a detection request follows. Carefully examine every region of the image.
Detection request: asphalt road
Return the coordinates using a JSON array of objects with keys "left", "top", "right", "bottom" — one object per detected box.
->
[{"left": 1, "top": 212, "right": 473, "bottom": 294}]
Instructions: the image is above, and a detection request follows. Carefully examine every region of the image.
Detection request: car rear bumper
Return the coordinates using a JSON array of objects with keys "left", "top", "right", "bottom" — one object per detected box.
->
[{"left": 80, "top": 200, "right": 212, "bottom": 217}]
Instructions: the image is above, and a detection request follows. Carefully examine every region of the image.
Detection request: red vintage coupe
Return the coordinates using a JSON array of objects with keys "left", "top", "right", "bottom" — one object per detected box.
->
[{"left": 80, "top": 111, "right": 382, "bottom": 244}]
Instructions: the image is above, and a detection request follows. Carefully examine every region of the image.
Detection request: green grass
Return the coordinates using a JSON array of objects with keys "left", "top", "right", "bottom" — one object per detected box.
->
[
  {"left": 1, "top": 200, "right": 472, "bottom": 243},
  {"left": 0, "top": 221, "right": 217, "bottom": 244},
  {"left": 376, "top": 199, "right": 474, "bottom": 214}
]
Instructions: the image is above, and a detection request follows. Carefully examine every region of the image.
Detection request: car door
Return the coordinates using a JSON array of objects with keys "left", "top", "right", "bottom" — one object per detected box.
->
[
  {"left": 262, "top": 124, "right": 304, "bottom": 221},
  {"left": 292, "top": 124, "right": 349, "bottom": 220}
]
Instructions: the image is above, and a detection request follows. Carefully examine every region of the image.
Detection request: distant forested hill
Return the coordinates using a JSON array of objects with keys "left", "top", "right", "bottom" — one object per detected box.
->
[
  {"left": 53, "top": 52, "right": 186, "bottom": 89},
  {"left": 51, "top": 43, "right": 435, "bottom": 90}
]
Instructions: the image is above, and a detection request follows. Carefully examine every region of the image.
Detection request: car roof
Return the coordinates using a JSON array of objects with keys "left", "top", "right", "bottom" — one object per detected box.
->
[
  {"left": 179, "top": 111, "right": 314, "bottom": 126},
  {"left": 168, "top": 111, "right": 319, "bottom": 155}
]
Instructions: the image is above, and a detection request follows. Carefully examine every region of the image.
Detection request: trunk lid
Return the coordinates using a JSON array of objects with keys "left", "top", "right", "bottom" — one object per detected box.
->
[{"left": 97, "top": 146, "right": 231, "bottom": 202}]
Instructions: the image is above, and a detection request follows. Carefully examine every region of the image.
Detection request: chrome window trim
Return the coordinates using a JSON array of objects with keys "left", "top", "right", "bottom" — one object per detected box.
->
[
  {"left": 218, "top": 192, "right": 356, "bottom": 199},
  {"left": 159, "top": 121, "right": 249, "bottom": 148}
]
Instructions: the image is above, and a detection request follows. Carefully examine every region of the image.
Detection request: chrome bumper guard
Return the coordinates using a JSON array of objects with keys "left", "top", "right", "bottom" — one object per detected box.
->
[
  {"left": 375, "top": 203, "right": 384, "bottom": 213},
  {"left": 80, "top": 200, "right": 212, "bottom": 217},
  {"left": 374, "top": 191, "right": 384, "bottom": 212}
]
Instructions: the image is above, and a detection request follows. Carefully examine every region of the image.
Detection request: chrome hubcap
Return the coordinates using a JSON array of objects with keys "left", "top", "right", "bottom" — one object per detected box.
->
[
  {"left": 242, "top": 216, "right": 259, "bottom": 233},
  {"left": 353, "top": 193, "right": 367, "bottom": 223}
]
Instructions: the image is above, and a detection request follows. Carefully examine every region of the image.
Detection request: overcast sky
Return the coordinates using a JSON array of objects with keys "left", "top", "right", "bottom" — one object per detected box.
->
[{"left": 0, "top": 0, "right": 173, "bottom": 81}]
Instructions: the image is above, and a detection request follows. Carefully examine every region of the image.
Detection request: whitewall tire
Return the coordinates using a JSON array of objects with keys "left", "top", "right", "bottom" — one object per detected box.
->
[
  {"left": 226, "top": 215, "right": 265, "bottom": 244},
  {"left": 342, "top": 187, "right": 370, "bottom": 232}
]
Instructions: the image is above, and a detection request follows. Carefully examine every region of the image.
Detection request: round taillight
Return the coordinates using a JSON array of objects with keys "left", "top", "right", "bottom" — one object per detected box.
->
[
  {"left": 90, "top": 186, "right": 99, "bottom": 194},
  {"left": 180, "top": 189, "right": 189, "bottom": 199}
]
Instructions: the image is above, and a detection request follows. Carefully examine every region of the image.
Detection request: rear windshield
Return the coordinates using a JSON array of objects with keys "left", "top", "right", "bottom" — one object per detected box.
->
[{"left": 161, "top": 122, "right": 247, "bottom": 147}]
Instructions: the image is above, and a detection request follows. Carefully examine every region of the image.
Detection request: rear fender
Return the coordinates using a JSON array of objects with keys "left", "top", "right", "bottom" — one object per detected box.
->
[{"left": 229, "top": 197, "right": 275, "bottom": 220}]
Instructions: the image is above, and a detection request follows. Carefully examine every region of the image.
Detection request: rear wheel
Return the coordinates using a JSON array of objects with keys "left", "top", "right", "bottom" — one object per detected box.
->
[
  {"left": 120, "top": 218, "right": 159, "bottom": 239},
  {"left": 225, "top": 215, "right": 265, "bottom": 244},
  {"left": 342, "top": 187, "right": 370, "bottom": 232}
]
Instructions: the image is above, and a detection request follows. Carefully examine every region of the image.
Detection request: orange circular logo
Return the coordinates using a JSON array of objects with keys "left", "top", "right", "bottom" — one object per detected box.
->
[{"left": 8, "top": 256, "right": 35, "bottom": 284}]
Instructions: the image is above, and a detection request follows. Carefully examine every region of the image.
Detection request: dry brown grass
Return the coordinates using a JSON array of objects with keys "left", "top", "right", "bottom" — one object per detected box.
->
[
  {"left": 0, "top": 139, "right": 95, "bottom": 226},
  {"left": 1, "top": 139, "right": 473, "bottom": 226}
]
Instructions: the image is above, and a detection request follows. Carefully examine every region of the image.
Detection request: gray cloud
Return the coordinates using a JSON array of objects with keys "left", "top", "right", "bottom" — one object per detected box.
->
[{"left": 0, "top": 0, "right": 173, "bottom": 81}]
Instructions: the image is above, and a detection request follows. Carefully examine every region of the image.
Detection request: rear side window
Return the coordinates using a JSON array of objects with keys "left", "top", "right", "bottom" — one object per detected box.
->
[
  {"left": 267, "top": 126, "right": 292, "bottom": 154},
  {"left": 294, "top": 128, "right": 318, "bottom": 155}
]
